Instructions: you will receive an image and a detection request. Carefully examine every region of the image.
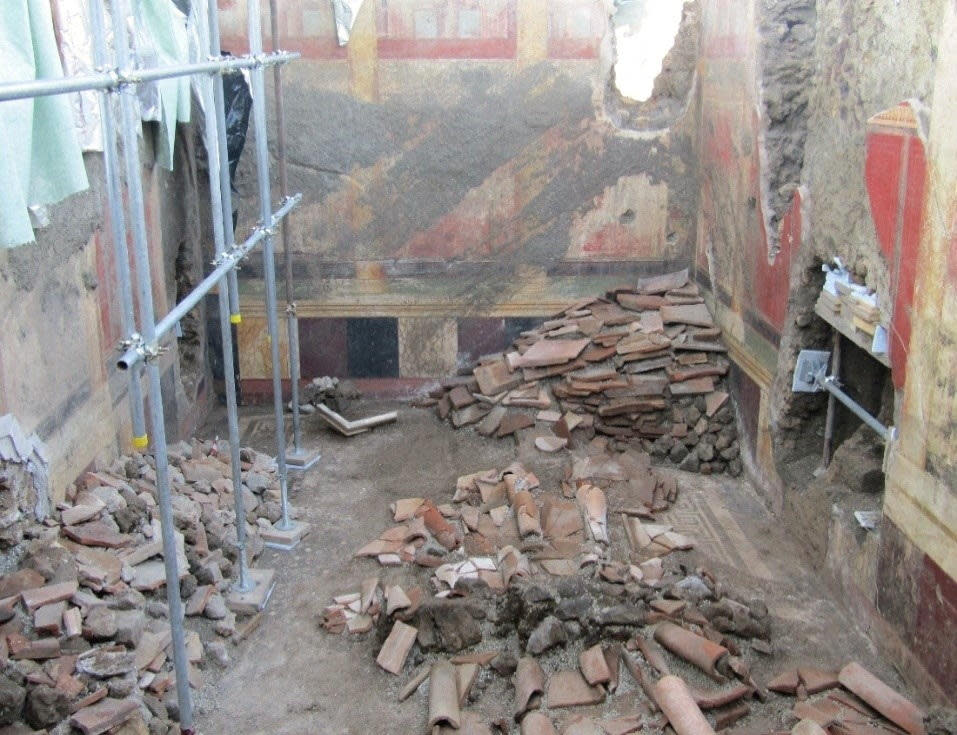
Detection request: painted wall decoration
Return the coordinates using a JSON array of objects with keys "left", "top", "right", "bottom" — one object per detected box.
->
[
  {"left": 865, "top": 102, "right": 927, "bottom": 389},
  {"left": 376, "top": 0, "right": 516, "bottom": 59},
  {"left": 548, "top": 0, "right": 605, "bottom": 59}
]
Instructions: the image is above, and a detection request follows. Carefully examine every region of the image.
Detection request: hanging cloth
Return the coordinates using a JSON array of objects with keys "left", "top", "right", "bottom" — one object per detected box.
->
[{"left": 0, "top": 0, "right": 89, "bottom": 247}]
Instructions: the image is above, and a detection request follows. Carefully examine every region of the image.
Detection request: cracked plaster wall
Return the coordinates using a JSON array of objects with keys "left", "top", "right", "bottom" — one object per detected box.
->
[
  {"left": 0, "top": 127, "right": 209, "bottom": 502},
  {"left": 220, "top": 0, "right": 701, "bottom": 371},
  {"left": 696, "top": 0, "right": 956, "bottom": 700}
]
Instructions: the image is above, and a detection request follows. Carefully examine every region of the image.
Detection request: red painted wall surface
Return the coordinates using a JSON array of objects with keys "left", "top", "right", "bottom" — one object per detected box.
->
[
  {"left": 698, "top": 3, "right": 795, "bottom": 339},
  {"left": 865, "top": 108, "right": 927, "bottom": 388}
]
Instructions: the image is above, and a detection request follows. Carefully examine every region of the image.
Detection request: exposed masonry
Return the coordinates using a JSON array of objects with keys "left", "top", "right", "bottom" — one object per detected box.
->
[
  {"left": 605, "top": 0, "right": 700, "bottom": 134},
  {"left": 758, "top": 0, "right": 816, "bottom": 259}
]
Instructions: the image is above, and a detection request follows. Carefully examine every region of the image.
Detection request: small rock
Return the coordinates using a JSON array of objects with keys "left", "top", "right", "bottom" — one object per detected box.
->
[
  {"left": 669, "top": 443, "right": 689, "bottom": 463},
  {"left": 24, "top": 685, "right": 70, "bottom": 728},
  {"left": 490, "top": 652, "right": 517, "bottom": 677},
  {"left": 596, "top": 605, "right": 646, "bottom": 627},
  {"left": 678, "top": 453, "right": 700, "bottom": 473},
  {"left": 204, "top": 594, "right": 228, "bottom": 621},
  {"left": 109, "top": 587, "right": 146, "bottom": 611},
  {"left": 214, "top": 611, "right": 237, "bottom": 638},
  {"left": 414, "top": 600, "right": 483, "bottom": 653},
  {"left": 76, "top": 649, "right": 136, "bottom": 678},
  {"left": 107, "top": 671, "right": 138, "bottom": 698},
  {"left": 83, "top": 605, "right": 118, "bottom": 641},
  {"left": 555, "top": 596, "right": 591, "bottom": 622},
  {"left": 526, "top": 615, "right": 566, "bottom": 655},
  {"left": 114, "top": 609, "right": 146, "bottom": 647},
  {"left": 0, "top": 676, "right": 26, "bottom": 725},
  {"left": 207, "top": 641, "right": 229, "bottom": 668},
  {"left": 673, "top": 575, "right": 713, "bottom": 603},
  {"left": 146, "top": 601, "right": 169, "bottom": 618}
]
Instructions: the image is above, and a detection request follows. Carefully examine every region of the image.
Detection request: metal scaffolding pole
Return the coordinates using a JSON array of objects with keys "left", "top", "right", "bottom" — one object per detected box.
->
[
  {"left": 116, "top": 195, "right": 300, "bottom": 371},
  {"left": 0, "top": 51, "right": 298, "bottom": 103},
  {"left": 246, "top": 0, "right": 304, "bottom": 546},
  {"left": 206, "top": 0, "right": 244, "bottom": 402},
  {"left": 270, "top": 0, "right": 302, "bottom": 454},
  {"left": 88, "top": 0, "right": 147, "bottom": 452},
  {"left": 268, "top": 0, "right": 319, "bottom": 471},
  {"left": 197, "top": 27, "right": 252, "bottom": 596},
  {"left": 106, "top": 0, "right": 193, "bottom": 729}
]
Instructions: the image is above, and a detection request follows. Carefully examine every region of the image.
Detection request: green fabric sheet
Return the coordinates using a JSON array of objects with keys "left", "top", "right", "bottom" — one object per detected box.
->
[
  {"left": 135, "top": 0, "right": 191, "bottom": 171},
  {"left": 0, "top": 0, "right": 89, "bottom": 247}
]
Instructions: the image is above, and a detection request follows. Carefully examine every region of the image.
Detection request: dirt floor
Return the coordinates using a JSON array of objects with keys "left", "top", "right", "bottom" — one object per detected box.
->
[{"left": 192, "top": 400, "right": 911, "bottom": 735}]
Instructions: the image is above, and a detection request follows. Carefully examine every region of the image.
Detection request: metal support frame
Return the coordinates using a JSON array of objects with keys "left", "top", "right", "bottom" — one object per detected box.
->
[
  {"left": 816, "top": 375, "right": 897, "bottom": 444},
  {"left": 246, "top": 0, "right": 307, "bottom": 542},
  {"left": 821, "top": 331, "right": 841, "bottom": 468},
  {"left": 109, "top": 0, "right": 194, "bottom": 728},
  {"left": 0, "top": 2, "right": 304, "bottom": 731},
  {"left": 88, "top": 0, "right": 147, "bottom": 451},
  {"left": 0, "top": 51, "right": 298, "bottom": 103},
  {"left": 269, "top": 0, "right": 320, "bottom": 472}
]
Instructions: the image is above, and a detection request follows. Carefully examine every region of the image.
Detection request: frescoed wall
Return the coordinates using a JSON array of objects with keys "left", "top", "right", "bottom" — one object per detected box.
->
[{"left": 219, "top": 0, "right": 701, "bottom": 388}]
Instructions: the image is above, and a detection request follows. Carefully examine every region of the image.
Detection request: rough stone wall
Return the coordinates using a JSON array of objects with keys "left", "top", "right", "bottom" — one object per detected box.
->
[
  {"left": 697, "top": 0, "right": 956, "bottom": 699},
  {"left": 0, "top": 128, "right": 209, "bottom": 502},
  {"left": 758, "top": 0, "right": 814, "bottom": 257},
  {"left": 801, "top": 0, "right": 944, "bottom": 313}
]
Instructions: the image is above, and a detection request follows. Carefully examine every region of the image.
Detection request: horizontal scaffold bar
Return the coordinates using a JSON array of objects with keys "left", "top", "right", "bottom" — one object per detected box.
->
[
  {"left": 0, "top": 50, "right": 299, "bottom": 103},
  {"left": 117, "top": 193, "right": 302, "bottom": 371}
]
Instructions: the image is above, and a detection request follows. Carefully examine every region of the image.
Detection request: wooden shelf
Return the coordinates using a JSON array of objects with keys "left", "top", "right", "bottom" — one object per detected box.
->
[{"left": 814, "top": 299, "right": 891, "bottom": 368}]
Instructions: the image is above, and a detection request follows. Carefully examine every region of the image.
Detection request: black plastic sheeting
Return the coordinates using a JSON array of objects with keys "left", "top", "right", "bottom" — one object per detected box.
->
[{"left": 221, "top": 56, "right": 252, "bottom": 185}]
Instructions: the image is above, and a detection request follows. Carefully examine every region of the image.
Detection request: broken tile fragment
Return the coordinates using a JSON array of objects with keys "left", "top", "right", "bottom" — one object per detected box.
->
[
  {"left": 521, "top": 711, "right": 558, "bottom": 735},
  {"left": 534, "top": 436, "right": 568, "bottom": 453},
  {"left": 429, "top": 660, "right": 461, "bottom": 729},
  {"left": 514, "top": 656, "right": 546, "bottom": 719},
  {"left": 579, "top": 644, "right": 612, "bottom": 686},
  {"left": 70, "top": 697, "right": 138, "bottom": 735},
  {"left": 474, "top": 360, "right": 522, "bottom": 396},
  {"left": 496, "top": 413, "right": 535, "bottom": 438},
  {"left": 376, "top": 621, "right": 418, "bottom": 675},
  {"left": 21, "top": 580, "right": 79, "bottom": 613},
  {"left": 546, "top": 670, "right": 605, "bottom": 708},
  {"left": 838, "top": 662, "right": 924, "bottom": 735}
]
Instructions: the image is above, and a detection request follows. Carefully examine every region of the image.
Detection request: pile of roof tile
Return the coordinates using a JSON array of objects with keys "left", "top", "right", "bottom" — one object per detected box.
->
[
  {"left": 424, "top": 270, "right": 742, "bottom": 477},
  {"left": 320, "top": 442, "right": 932, "bottom": 735},
  {"left": 0, "top": 440, "right": 284, "bottom": 734}
]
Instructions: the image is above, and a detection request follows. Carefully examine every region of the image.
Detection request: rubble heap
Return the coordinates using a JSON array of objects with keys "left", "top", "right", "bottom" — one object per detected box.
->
[
  {"left": 320, "top": 447, "right": 929, "bottom": 735},
  {"left": 423, "top": 270, "right": 742, "bottom": 477},
  {"left": 0, "top": 439, "right": 285, "bottom": 734}
]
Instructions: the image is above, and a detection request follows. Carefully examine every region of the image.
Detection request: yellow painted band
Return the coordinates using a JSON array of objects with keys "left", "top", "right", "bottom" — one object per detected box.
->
[
  {"left": 132, "top": 435, "right": 149, "bottom": 450},
  {"left": 230, "top": 313, "right": 242, "bottom": 324}
]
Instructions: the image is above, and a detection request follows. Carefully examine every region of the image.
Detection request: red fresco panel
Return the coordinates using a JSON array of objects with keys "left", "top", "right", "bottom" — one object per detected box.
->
[
  {"left": 547, "top": 1, "right": 603, "bottom": 59},
  {"left": 376, "top": 0, "right": 516, "bottom": 59},
  {"left": 865, "top": 132, "right": 905, "bottom": 261},
  {"left": 218, "top": 0, "right": 346, "bottom": 59},
  {"left": 864, "top": 107, "right": 927, "bottom": 389},
  {"left": 94, "top": 229, "right": 121, "bottom": 355},
  {"left": 889, "top": 138, "right": 926, "bottom": 387},
  {"left": 755, "top": 188, "right": 800, "bottom": 332}
]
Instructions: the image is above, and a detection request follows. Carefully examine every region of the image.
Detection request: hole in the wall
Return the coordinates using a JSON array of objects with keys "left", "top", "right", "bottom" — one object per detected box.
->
[
  {"left": 619, "top": 209, "right": 636, "bottom": 224},
  {"left": 613, "top": 0, "right": 687, "bottom": 103},
  {"left": 605, "top": 0, "right": 699, "bottom": 132}
]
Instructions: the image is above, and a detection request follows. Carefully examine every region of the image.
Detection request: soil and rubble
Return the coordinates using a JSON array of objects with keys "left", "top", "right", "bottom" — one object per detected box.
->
[
  {"left": 312, "top": 278, "right": 938, "bottom": 734},
  {"left": 319, "top": 444, "right": 936, "bottom": 735},
  {"left": 0, "top": 439, "right": 291, "bottom": 734},
  {"left": 420, "top": 270, "right": 742, "bottom": 478}
]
